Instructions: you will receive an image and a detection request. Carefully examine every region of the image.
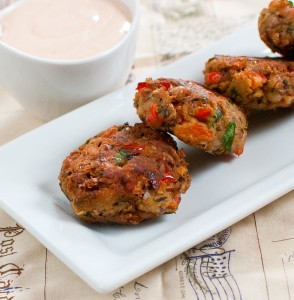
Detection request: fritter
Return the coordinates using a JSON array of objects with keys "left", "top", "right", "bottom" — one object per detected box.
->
[
  {"left": 58, "top": 123, "right": 191, "bottom": 225},
  {"left": 258, "top": 0, "right": 294, "bottom": 57},
  {"left": 203, "top": 55, "right": 294, "bottom": 110},
  {"left": 134, "top": 78, "right": 247, "bottom": 156}
]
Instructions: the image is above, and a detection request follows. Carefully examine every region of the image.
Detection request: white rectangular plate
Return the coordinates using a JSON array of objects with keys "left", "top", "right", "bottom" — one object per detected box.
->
[{"left": 1, "top": 24, "right": 294, "bottom": 293}]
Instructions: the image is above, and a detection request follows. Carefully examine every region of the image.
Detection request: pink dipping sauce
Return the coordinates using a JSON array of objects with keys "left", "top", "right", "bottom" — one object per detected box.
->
[{"left": 0, "top": 0, "right": 131, "bottom": 60}]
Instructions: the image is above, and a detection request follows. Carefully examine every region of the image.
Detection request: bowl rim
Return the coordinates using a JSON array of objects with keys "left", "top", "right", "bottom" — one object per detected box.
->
[{"left": 0, "top": 0, "right": 140, "bottom": 66}]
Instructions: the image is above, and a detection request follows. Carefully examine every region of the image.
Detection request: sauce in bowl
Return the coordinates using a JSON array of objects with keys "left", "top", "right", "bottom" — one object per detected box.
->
[{"left": 0, "top": 0, "right": 132, "bottom": 60}]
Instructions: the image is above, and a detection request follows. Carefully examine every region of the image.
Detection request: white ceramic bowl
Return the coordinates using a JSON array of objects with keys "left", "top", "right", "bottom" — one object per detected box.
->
[{"left": 0, "top": 0, "right": 140, "bottom": 121}]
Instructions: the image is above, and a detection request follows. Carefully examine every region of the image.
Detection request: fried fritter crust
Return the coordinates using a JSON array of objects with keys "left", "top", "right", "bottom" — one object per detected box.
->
[
  {"left": 258, "top": 0, "right": 294, "bottom": 57},
  {"left": 204, "top": 55, "right": 294, "bottom": 110},
  {"left": 134, "top": 78, "right": 247, "bottom": 156},
  {"left": 58, "top": 123, "right": 191, "bottom": 225}
]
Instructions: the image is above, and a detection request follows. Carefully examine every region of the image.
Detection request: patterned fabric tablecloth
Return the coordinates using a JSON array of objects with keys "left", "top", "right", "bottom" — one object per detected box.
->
[{"left": 1, "top": 1, "right": 294, "bottom": 299}]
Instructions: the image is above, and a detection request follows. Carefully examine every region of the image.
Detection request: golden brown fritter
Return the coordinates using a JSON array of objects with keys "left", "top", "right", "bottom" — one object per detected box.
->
[
  {"left": 258, "top": 0, "right": 294, "bottom": 57},
  {"left": 58, "top": 123, "right": 191, "bottom": 225},
  {"left": 203, "top": 55, "right": 294, "bottom": 110},
  {"left": 134, "top": 78, "right": 247, "bottom": 156}
]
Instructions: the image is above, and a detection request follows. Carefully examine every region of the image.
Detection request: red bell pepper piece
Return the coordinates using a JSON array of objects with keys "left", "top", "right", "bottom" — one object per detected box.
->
[
  {"left": 145, "top": 104, "right": 164, "bottom": 128},
  {"left": 206, "top": 71, "right": 222, "bottom": 84},
  {"left": 196, "top": 107, "right": 212, "bottom": 122},
  {"left": 161, "top": 172, "right": 174, "bottom": 184},
  {"left": 136, "top": 82, "right": 147, "bottom": 90},
  {"left": 121, "top": 144, "right": 145, "bottom": 152}
]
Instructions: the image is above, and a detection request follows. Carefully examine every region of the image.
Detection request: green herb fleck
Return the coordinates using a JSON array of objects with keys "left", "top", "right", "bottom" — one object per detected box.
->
[
  {"left": 158, "top": 106, "right": 169, "bottom": 118},
  {"left": 288, "top": 0, "right": 293, "bottom": 6},
  {"left": 283, "top": 79, "right": 289, "bottom": 88},
  {"left": 113, "top": 199, "right": 127, "bottom": 206},
  {"left": 211, "top": 110, "right": 223, "bottom": 128},
  {"left": 115, "top": 150, "right": 127, "bottom": 164},
  {"left": 223, "top": 122, "right": 236, "bottom": 152},
  {"left": 84, "top": 211, "right": 94, "bottom": 218},
  {"left": 214, "top": 110, "right": 223, "bottom": 123},
  {"left": 156, "top": 197, "right": 167, "bottom": 202},
  {"left": 195, "top": 96, "right": 208, "bottom": 101},
  {"left": 118, "top": 122, "right": 129, "bottom": 131},
  {"left": 114, "top": 150, "right": 134, "bottom": 165},
  {"left": 179, "top": 81, "right": 189, "bottom": 86},
  {"left": 231, "top": 87, "right": 239, "bottom": 98}
]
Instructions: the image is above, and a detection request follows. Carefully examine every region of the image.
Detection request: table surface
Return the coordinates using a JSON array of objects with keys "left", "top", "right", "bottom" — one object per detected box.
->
[{"left": 1, "top": 1, "right": 294, "bottom": 299}]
